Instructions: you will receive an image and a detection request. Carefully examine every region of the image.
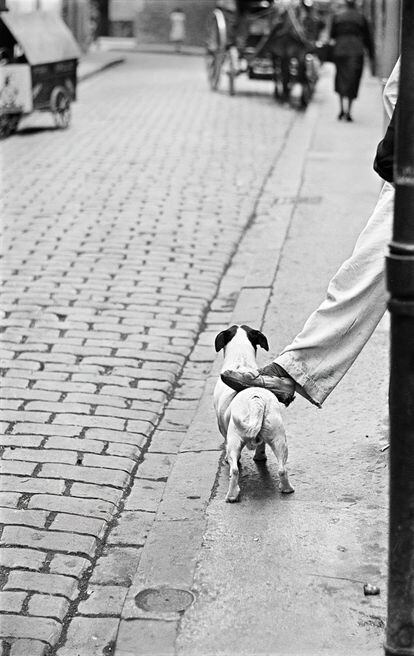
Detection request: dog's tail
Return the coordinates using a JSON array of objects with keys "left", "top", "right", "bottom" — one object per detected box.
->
[{"left": 233, "top": 395, "right": 265, "bottom": 439}]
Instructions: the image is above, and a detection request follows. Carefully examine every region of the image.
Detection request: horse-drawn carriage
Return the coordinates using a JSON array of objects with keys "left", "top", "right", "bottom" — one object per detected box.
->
[
  {"left": 205, "top": 0, "right": 320, "bottom": 106},
  {"left": 0, "top": 10, "right": 80, "bottom": 138}
]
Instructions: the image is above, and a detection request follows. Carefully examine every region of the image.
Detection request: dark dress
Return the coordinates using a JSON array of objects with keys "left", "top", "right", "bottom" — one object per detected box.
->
[{"left": 330, "top": 7, "right": 373, "bottom": 100}]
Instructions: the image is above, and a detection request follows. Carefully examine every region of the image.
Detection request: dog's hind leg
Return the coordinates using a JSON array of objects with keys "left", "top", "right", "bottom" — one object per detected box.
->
[
  {"left": 225, "top": 429, "right": 243, "bottom": 503},
  {"left": 267, "top": 432, "right": 294, "bottom": 494}
]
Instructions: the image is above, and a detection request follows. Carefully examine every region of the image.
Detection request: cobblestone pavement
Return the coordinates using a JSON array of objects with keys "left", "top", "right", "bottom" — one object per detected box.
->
[{"left": 1, "top": 53, "right": 300, "bottom": 654}]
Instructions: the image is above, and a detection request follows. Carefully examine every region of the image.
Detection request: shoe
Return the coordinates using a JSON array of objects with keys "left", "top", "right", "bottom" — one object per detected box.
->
[
  {"left": 346, "top": 113, "right": 353, "bottom": 122},
  {"left": 220, "top": 367, "right": 296, "bottom": 406},
  {"left": 338, "top": 111, "right": 345, "bottom": 120}
]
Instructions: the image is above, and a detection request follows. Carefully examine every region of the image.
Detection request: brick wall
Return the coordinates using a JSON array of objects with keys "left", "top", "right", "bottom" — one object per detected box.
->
[{"left": 133, "top": 0, "right": 216, "bottom": 46}]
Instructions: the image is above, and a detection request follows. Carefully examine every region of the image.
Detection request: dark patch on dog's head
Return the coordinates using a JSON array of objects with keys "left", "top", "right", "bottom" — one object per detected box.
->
[
  {"left": 241, "top": 325, "right": 269, "bottom": 352},
  {"left": 214, "top": 325, "right": 238, "bottom": 352}
]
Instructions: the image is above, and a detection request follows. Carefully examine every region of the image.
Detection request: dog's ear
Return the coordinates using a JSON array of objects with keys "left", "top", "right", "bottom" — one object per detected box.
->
[
  {"left": 241, "top": 325, "right": 269, "bottom": 351},
  {"left": 215, "top": 325, "right": 238, "bottom": 352}
]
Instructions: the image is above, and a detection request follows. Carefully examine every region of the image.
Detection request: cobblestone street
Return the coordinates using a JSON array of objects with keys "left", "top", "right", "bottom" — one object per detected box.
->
[
  {"left": 1, "top": 53, "right": 297, "bottom": 654},
  {"left": 1, "top": 52, "right": 388, "bottom": 656}
]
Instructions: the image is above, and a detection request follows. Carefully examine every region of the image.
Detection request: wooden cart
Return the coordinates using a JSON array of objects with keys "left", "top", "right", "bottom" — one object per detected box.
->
[{"left": 0, "top": 10, "right": 81, "bottom": 138}]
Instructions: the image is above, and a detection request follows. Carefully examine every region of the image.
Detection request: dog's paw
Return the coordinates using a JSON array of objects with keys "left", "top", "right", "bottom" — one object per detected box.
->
[
  {"left": 225, "top": 492, "right": 241, "bottom": 503},
  {"left": 279, "top": 483, "right": 295, "bottom": 494}
]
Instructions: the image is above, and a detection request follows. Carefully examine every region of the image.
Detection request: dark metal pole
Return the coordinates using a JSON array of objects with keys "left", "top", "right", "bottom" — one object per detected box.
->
[{"left": 385, "top": 1, "right": 414, "bottom": 654}]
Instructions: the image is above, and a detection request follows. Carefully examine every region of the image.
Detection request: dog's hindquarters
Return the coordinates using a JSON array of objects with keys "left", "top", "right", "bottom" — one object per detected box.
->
[
  {"left": 225, "top": 393, "right": 267, "bottom": 502},
  {"left": 229, "top": 391, "right": 294, "bottom": 497}
]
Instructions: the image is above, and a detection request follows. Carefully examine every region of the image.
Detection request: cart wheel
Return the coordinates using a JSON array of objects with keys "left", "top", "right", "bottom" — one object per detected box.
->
[
  {"left": 0, "top": 113, "right": 20, "bottom": 139},
  {"left": 205, "top": 8, "right": 227, "bottom": 91},
  {"left": 226, "top": 47, "right": 237, "bottom": 96},
  {"left": 51, "top": 87, "right": 72, "bottom": 129}
]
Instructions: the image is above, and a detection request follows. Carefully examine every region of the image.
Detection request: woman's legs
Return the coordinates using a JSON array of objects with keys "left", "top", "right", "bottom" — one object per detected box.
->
[
  {"left": 346, "top": 97, "right": 354, "bottom": 121},
  {"left": 338, "top": 95, "right": 345, "bottom": 120},
  {"left": 275, "top": 183, "right": 395, "bottom": 406}
]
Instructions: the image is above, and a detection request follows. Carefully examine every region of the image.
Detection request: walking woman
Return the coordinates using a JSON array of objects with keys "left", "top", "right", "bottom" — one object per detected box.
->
[{"left": 330, "top": 0, "right": 374, "bottom": 122}]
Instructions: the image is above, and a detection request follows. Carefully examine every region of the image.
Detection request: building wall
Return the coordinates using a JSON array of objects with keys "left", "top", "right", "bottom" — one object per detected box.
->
[{"left": 109, "top": 0, "right": 216, "bottom": 45}]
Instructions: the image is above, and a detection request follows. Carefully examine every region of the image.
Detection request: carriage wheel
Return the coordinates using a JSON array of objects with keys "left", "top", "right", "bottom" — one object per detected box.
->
[
  {"left": 226, "top": 47, "right": 237, "bottom": 96},
  {"left": 51, "top": 87, "right": 72, "bottom": 129},
  {"left": 205, "top": 9, "right": 227, "bottom": 91}
]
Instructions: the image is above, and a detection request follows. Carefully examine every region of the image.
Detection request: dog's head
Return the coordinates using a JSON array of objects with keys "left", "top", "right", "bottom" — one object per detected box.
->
[{"left": 214, "top": 325, "right": 269, "bottom": 353}]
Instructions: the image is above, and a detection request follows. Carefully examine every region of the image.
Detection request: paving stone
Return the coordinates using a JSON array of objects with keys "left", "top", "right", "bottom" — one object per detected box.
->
[
  {"left": 18, "top": 352, "right": 76, "bottom": 365},
  {"left": 0, "top": 508, "right": 48, "bottom": 528},
  {"left": 82, "top": 453, "right": 135, "bottom": 473},
  {"left": 43, "top": 436, "right": 104, "bottom": 453},
  {"left": 0, "top": 435, "right": 43, "bottom": 448},
  {"left": 107, "top": 511, "right": 155, "bottom": 547},
  {"left": 2, "top": 448, "right": 78, "bottom": 465},
  {"left": 0, "top": 411, "right": 51, "bottom": 423},
  {"left": 158, "top": 408, "right": 196, "bottom": 432},
  {"left": 136, "top": 453, "right": 176, "bottom": 481},
  {"left": 86, "top": 428, "right": 147, "bottom": 447},
  {"left": 28, "top": 494, "right": 115, "bottom": 520},
  {"left": 124, "top": 421, "right": 154, "bottom": 437},
  {"left": 147, "top": 430, "right": 187, "bottom": 454},
  {"left": 96, "top": 406, "right": 159, "bottom": 423},
  {"left": 78, "top": 585, "right": 128, "bottom": 616},
  {"left": 56, "top": 617, "right": 119, "bottom": 656},
  {"left": 116, "top": 619, "right": 177, "bottom": 656},
  {"left": 12, "top": 424, "right": 80, "bottom": 436},
  {"left": 38, "top": 463, "right": 129, "bottom": 488},
  {"left": 4, "top": 570, "right": 79, "bottom": 600},
  {"left": 28, "top": 594, "right": 70, "bottom": 621},
  {"left": 70, "top": 483, "right": 123, "bottom": 505},
  {"left": 2, "top": 388, "right": 61, "bottom": 402},
  {"left": 1, "top": 360, "right": 41, "bottom": 372},
  {"left": 25, "top": 401, "right": 92, "bottom": 415},
  {"left": 64, "top": 392, "right": 126, "bottom": 408},
  {"left": 49, "top": 554, "right": 91, "bottom": 579},
  {"left": 0, "top": 492, "right": 21, "bottom": 508},
  {"left": 0, "top": 591, "right": 27, "bottom": 613},
  {"left": 50, "top": 513, "right": 107, "bottom": 539},
  {"left": 33, "top": 380, "right": 96, "bottom": 393},
  {"left": 100, "top": 386, "right": 165, "bottom": 403},
  {"left": 52, "top": 414, "right": 125, "bottom": 430},
  {"left": 0, "top": 547, "right": 47, "bottom": 571},
  {"left": 106, "top": 443, "right": 141, "bottom": 459},
  {"left": 0, "top": 476, "right": 65, "bottom": 495},
  {"left": 0, "top": 462, "right": 37, "bottom": 476},
  {"left": 1, "top": 526, "right": 96, "bottom": 557},
  {"left": 0, "top": 615, "right": 61, "bottom": 644},
  {"left": 124, "top": 479, "right": 166, "bottom": 512},
  {"left": 90, "top": 547, "right": 141, "bottom": 586},
  {"left": 9, "top": 638, "right": 49, "bottom": 656}
]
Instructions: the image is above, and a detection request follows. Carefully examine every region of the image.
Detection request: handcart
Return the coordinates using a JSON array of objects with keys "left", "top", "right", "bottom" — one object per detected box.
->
[{"left": 0, "top": 10, "right": 81, "bottom": 138}]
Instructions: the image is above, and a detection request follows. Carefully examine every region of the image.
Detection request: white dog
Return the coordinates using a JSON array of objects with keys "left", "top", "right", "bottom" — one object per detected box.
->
[{"left": 214, "top": 324, "right": 294, "bottom": 502}]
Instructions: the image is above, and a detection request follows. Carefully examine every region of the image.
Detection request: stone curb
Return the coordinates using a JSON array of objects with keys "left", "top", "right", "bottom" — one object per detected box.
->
[{"left": 78, "top": 56, "right": 126, "bottom": 83}]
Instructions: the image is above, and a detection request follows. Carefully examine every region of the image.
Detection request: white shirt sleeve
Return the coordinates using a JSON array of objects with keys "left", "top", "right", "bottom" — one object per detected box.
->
[{"left": 383, "top": 58, "right": 400, "bottom": 118}]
